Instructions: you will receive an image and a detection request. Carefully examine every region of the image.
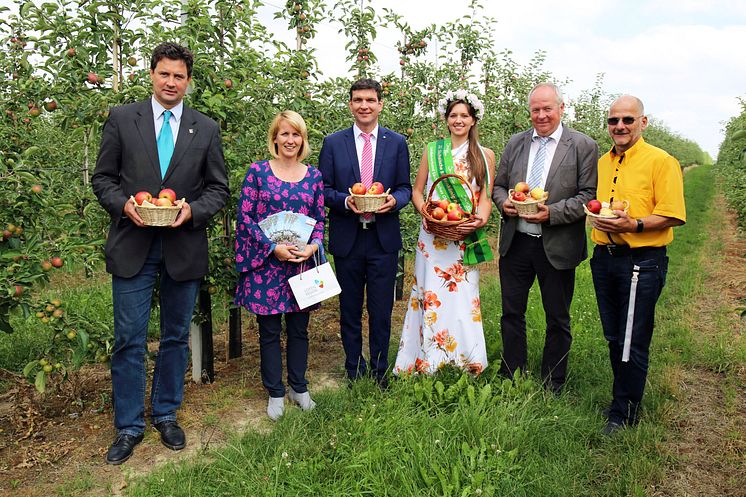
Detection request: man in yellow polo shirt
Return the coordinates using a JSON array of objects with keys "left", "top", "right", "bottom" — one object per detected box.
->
[{"left": 589, "top": 95, "right": 686, "bottom": 435}]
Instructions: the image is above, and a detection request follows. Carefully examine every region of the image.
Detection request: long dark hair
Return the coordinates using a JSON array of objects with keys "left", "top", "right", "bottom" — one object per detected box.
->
[{"left": 445, "top": 99, "right": 487, "bottom": 190}]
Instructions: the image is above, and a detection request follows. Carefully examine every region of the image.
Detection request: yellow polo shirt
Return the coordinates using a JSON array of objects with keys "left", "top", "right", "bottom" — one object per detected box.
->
[{"left": 592, "top": 137, "right": 686, "bottom": 248}]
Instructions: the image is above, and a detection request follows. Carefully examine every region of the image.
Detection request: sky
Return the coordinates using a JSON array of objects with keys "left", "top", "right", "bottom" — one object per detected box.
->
[{"left": 256, "top": 0, "right": 746, "bottom": 158}]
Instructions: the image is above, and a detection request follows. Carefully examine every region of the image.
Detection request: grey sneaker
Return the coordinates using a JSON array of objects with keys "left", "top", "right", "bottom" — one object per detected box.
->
[
  {"left": 267, "top": 396, "right": 285, "bottom": 421},
  {"left": 288, "top": 387, "right": 316, "bottom": 411}
]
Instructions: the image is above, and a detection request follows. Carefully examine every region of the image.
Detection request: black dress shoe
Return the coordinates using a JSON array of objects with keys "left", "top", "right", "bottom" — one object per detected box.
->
[
  {"left": 600, "top": 406, "right": 611, "bottom": 418},
  {"left": 154, "top": 421, "right": 186, "bottom": 450},
  {"left": 105, "top": 433, "right": 144, "bottom": 465},
  {"left": 602, "top": 420, "right": 624, "bottom": 436},
  {"left": 376, "top": 376, "right": 390, "bottom": 392}
]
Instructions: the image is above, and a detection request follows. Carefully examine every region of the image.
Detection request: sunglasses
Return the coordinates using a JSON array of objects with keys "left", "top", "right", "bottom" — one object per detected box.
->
[{"left": 607, "top": 116, "right": 642, "bottom": 126}]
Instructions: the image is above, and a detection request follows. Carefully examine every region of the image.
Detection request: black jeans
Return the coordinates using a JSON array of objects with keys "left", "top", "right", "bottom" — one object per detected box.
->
[
  {"left": 498, "top": 232, "right": 576, "bottom": 389},
  {"left": 256, "top": 312, "right": 311, "bottom": 398},
  {"left": 590, "top": 245, "right": 668, "bottom": 425}
]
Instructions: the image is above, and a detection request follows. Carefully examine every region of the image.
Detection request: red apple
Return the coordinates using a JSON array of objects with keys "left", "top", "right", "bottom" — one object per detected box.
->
[
  {"left": 351, "top": 182, "right": 367, "bottom": 195},
  {"left": 367, "top": 182, "right": 384, "bottom": 195},
  {"left": 66, "top": 47, "right": 76, "bottom": 57},
  {"left": 87, "top": 72, "right": 99, "bottom": 84},
  {"left": 154, "top": 197, "right": 173, "bottom": 207},
  {"left": 446, "top": 202, "right": 460, "bottom": 213},
  {"left": 44, "top": 100, "right": 57, "bottom": 112},
  {"left": 512, "top": 191, "right": 527, "bottom": 202},
  {"left": 446, "top": 209, "right": 463, "bottom": 221},
  {"left": 31, "top": 184, "right": 42, "bottom": 194},
  {"left": 431, "top": 207, "right": 446, "bottom": 220},
  {"left": 41, "top": 260, "right": 52, "bottom": 271},
  {"left": 50, "top": 256, "right": 63, "bottom": 268},
  {"left": 514, "top": 182, "right": 530, "bottom": 194},
  {"left": 134, "top": 191, "right": 152, "bottom": 205},
  {"left": 14, "top": 285, "right": 24, "bottom": 298},
  {"left": 158, "top": 188, "right": 176, "bottom": 203},
  {"left": 224, "top": 79, "right": 233, "bottom": 89},
  {"left": 587, "top": 199, "right": 602, "bottom": 214},
  {"left": 436, "top": 199, "right": 449, "bottom": 211}
]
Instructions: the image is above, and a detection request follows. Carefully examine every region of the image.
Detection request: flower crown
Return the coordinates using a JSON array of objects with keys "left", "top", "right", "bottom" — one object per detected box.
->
[{"left": 437, "top": 90, "right": 485, "bottom": 120}]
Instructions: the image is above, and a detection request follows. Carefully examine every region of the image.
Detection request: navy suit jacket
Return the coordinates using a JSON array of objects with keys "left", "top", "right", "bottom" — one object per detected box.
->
[
  {"left": 319, "top": 125, "right": 411, "bottom": 257},
  {"left": 92, "top": 99, "right": 229, "bottom": 280}
]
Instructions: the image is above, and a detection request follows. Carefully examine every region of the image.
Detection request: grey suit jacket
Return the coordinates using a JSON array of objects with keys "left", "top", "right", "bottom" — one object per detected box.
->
[
  {"left": 92, "top": 99, "right": 229, "bottom": 280},
  {"left": 492, "top": 126, "right": 598, "bottom": 270}
]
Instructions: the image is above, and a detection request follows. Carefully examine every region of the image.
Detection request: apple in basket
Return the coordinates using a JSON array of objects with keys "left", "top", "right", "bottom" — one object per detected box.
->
[
  {"left": 610, "top": 200, "right": 626, "bottom": 211},
  {"left": 514, "top": 181, "right": 530, "bottom": 194},
  {"left": 512, "top": 191, "right": 527, "bottom": 202},
  {"left": 436, "top": 199, "right": 450, "bottom": 211},
  {"left": 134, "top": 191, "right": 152, "bottom": 205},
  {"left": 587, "top": 199, "right": 602, "bottom": 214},
  {"left": 158, "top": 188, "right": 177, "bottom": 203},
  {"left": 446, "top": 202, "right": 461, "bottom": 213},
  {"left": 446, "top": 209, "right": 463, "bottom": 221},
  {"left": 530, "top": 187, "right": 545, "bottom": 200},
  {"left": 367, "top": 182, "right": 384, "bottom": 195},
  {"left": 154, "top": 197, "right": 173, "bottom": 207},
  {"left": 431, "top": 206, "right": 446, "bottom": 220},
  {"left": 351, "top": 182, "right": 367, "bottom": 195}
]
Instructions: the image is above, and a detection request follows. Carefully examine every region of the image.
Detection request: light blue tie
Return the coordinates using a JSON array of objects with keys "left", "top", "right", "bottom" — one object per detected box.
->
[
  {"left": 527, "top": 136, "right": 550, "bottom": 189},
  {"left": 157, "top": 110, "right": 174, "bottom": 178}
]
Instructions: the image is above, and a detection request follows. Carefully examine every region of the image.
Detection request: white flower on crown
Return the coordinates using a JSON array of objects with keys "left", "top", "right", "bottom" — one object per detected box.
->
[{"left": 437, "top": 90, "right": 485, "bottom": 120}]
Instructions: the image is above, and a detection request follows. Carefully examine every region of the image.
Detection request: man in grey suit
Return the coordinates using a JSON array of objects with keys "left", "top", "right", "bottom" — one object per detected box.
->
[
  {"left": 92, "top": 42, "right": 229, "bottom": 464},
  {"left": 492, "top": 82, "right": 597, "bottom": 393}
]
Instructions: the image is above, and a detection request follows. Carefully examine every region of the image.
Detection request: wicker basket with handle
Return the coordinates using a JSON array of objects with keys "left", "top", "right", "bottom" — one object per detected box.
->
[{"left": 421, "top": 173, "right": 475, "bottom": 241}]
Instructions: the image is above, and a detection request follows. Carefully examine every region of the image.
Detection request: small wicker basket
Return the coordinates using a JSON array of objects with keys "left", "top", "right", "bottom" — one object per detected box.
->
[
  {"left": 131, "top": 196, "right": 184, "bottom": 226},
  {"left": 583, "top": 199, "right": 629, "bottom": 219},
  {"left": 509, "top": 189, "right": 549, "bottom": 215},
  {"left": 348, "top": 187, "right": 390, "bottom": 212},
  {"left": 421, "top": 174, "right": 475, "bottom": 241}
]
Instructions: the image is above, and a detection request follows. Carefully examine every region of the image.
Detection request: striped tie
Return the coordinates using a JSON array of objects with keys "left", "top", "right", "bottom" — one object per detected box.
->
[
  {"left": 527, "top": 136, "right": 549, "bottom": 189},
  {"left": 157, "top": 110, "right": 174, "bottom": 178},
  {"left": 360, "top": 132, "right": 373, "bottom": 221}
]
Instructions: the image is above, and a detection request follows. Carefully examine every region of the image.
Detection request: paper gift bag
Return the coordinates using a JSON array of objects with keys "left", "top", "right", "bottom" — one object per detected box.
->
[{"left": 288, "top": 259, "right": 341, "bottom": 310}]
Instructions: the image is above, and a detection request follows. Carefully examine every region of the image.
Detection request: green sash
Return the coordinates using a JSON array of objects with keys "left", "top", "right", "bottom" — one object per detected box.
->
[{"left": 426, "top": 139, "right": 494, "bottom": 266}]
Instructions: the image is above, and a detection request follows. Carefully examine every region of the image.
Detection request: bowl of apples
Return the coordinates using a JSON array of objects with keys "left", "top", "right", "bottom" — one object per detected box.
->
[
  {"left": 509, "top": 182, "right": 549, "bottom": 215},
  {"left": 583, "top": 199, "right": 629, "bottom": 219},
  {"left": 421, "top": 174, "right": 475, "bottom": 241},
  {"left": 130, "top": 188, "right": 185, "bottom": 226},
  {"left": 348, "top": 181, "right": 390, "bottom": 212}
]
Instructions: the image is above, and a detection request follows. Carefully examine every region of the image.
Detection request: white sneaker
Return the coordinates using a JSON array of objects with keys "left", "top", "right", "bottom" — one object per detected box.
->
[
  {"left": 267, "top": 396, "right": 285, "bottom": 421},
  {"left": 288, "top": 388, "right": 316, "bottom": 411}
]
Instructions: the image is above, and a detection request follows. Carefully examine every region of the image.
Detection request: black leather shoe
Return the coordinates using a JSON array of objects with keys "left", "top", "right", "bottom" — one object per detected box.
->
[
  {"left": 602, "top": 420, "right": 624, "bottom": 436},
  {"left": 105, "top": 433, "right": 144, "bottom": 465},
  {"left": 600, "top": 406, "right": 611, "bottom": 418},
  {"left": 377, "top": 376, "right": 390, "bottom": 392},
  {"left": 154, "top": 421, "right": 186, "bottom": 450}
]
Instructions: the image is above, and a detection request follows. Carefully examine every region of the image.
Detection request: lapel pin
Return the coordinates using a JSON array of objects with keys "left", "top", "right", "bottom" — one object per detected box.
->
[{"left": 189, "top": 129, "right": 194, "bottom": 134}]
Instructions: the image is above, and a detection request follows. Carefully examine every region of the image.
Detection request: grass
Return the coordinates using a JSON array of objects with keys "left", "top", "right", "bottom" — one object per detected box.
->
[{"left": 124, "top": 165, "right": 733, "bottom": 497}]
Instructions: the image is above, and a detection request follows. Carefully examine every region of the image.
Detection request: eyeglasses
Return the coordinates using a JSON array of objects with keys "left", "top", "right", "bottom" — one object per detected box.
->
[{"left": 607, "top": 116, "right": 642, "bottom": 126}]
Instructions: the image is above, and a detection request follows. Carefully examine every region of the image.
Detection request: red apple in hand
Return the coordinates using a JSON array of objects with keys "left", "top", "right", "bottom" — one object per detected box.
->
[
  {"left": 587, "top": 199, "right": 602, "bottom": 214},
  {"left": 512, "top": 191, "right": 527, "bottom": 202},
  {"left": 514, "top": 181, "right": 530, "bottom": 194},
  {"left": 446, "top": 209, "right": 463, "bottom": 221},
  {"left": 134, "top": 191, "right": 152, "bottom": 205},
  {"left": 351, "top": 182, "right": 367, "bottom": 195},
  {"left": 367, "top": 182, "right": 384, "bottom": 195},
  {"left": 431, "top": 207, "right": 446, "bottom": 220},
  {"left": 158, "top": 188, "right": 176, "bottom": 203}
]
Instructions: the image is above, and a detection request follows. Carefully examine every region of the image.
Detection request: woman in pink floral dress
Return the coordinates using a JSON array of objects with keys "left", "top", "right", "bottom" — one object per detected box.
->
[
  {"left": 235, "top": 111, "right": 325, "bottom": 420},
  {"left": 394, "top": 92, "right": 495, "bottom": 375}
]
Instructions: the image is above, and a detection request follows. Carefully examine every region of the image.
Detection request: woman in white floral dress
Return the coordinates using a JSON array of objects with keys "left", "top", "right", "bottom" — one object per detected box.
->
[{"left": 394, "top": 91, "right": 496, "bottom": 375}]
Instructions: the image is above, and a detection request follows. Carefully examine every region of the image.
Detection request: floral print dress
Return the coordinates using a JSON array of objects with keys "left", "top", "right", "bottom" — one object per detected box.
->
[
  {"left": 234, "top": 160, "right": 325, "bottom": 315},
  {"left": 394, "top": 142, "right": 488, "bottom": 375}
]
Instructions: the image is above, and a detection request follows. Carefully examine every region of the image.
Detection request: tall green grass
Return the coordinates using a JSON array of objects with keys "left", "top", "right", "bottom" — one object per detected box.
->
[{"left": 125, "top": 166, "right": 728, "bottom": 497}]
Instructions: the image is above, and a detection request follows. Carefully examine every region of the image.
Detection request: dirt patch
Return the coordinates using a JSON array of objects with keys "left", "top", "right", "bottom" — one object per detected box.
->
[{"left": 655, "top": 195, "right": 746, "bottom": 497}]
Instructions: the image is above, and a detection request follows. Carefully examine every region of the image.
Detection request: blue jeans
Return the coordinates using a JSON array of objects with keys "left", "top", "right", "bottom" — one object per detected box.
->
[
  {"left": 590, "top": 245, "right": 668, "bottom": 425},
  {"left": 111, "top": 237, "right": 200, "bottom": 436}
]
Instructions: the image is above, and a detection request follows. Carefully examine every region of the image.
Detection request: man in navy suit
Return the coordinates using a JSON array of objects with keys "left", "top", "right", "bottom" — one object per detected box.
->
[
  {"left": 319, "top": 79, "right": 411, "bottom": 387},
  {"left": 92, "top": 42, "right": 229, "bottom": 464}
]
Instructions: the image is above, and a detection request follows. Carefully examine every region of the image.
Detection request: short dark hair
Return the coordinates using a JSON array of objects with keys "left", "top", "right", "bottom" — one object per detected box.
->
[
  {"left": 150, "top": 42, "right": 194, "bottom": 77},
  {"left": 349, "top": 78, "right": 382, "bottom": 101}
]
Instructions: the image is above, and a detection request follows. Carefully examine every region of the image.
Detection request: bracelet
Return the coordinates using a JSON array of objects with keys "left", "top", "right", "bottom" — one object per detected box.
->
[{"left": 636, "top": 218, "right": 644, "bottom": 233}]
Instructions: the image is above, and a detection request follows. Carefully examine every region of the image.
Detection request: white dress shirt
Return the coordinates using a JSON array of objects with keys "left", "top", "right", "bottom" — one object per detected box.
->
[
  {"left": 151, "top": 97, "right": 183, "bottom": 147},
  {"left": 518, "top": 123, "right": 564, "bottom": 236}
]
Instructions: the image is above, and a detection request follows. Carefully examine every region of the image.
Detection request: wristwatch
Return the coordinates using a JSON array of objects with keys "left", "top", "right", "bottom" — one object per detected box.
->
[{"left": 636, "top": 218, "right": 644, "bottom": 233}]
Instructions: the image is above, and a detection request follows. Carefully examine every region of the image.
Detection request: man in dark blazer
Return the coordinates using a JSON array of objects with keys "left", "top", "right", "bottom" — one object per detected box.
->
[
  {"left": 492, "top": 82, "right": 597, "bottom": 393},
  {"left": 92, "top": 42, "right": 229, "bottom": 465},
  {"left": 319, "top": 79, "right": 411, "bottom": 388}
]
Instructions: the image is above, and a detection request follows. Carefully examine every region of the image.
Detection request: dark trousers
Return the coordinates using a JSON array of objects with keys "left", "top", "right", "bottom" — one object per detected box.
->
[
  {"left": 256, "top": 312, "right": 310, "bottom": 398},
  {"left": 334, "top": 223, "right": 398, "bottom": 381},
  {"left": 498, "top": 232, "right": 576, "bottom": 389},
  {"left": 590, "top": 245, "right": 668, "bottom": 425}
]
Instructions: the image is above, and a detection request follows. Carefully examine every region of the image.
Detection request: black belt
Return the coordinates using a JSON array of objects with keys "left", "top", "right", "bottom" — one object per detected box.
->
[{"left": 596, "top": 244, "right": 664, "bottom": 257}]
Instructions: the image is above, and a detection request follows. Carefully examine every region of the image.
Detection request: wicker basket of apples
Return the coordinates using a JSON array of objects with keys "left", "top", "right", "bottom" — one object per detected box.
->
[
  {"left": 131, "top": 189, "right": 184, "bottom": 226},
  {"left": 348, "top": 181, "right": 390, "bottom": 212},
  {"left": 583, "top": 199, "right": 629, "bottom": 218},
  {"left": 509, "top": 182, "right": 549, "bottom": 215},
  {"left": 421, "top": 173, "right": 475, "bottom": 241}
]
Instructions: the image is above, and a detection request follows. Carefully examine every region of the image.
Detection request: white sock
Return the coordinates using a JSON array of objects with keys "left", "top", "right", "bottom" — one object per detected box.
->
[
  {"left": 288, "top": 387, "right": 316, "bottom": 411},
  {"left": 267, "top": 396, "right": 285, "bottom": 421}
]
